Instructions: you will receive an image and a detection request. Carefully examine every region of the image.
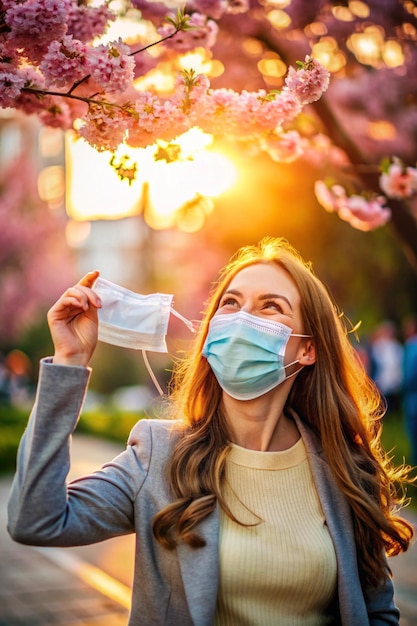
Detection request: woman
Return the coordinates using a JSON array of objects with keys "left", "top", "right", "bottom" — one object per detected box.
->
[{"left": 8, "top": 237, "right": 414, "bottom": 625}]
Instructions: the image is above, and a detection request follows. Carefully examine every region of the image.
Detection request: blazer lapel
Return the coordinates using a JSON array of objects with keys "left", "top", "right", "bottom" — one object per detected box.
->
[
  {"left": 177, "top": 505, "right": 220, "bottom": 626},
  {"left": 292, "top": 413, "right": 370, "bottom": 625}
]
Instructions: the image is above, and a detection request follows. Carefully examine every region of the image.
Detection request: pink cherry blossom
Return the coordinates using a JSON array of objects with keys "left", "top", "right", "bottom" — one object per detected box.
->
[
  {"left": 129, "top": 0, "right": 168, "bottom": 23},
  {"left": 14, "top": 68, "right": 47, "bottom": 115},
  {"left": 5, "top": 0, "right": 72, "bottom": 58},
  {"left": 174, "top": 71, "right": 210, "bottom": 114},
  {"left": 0, "top": 42, "right": 19, "bottom": 67},
  {"left": 314, "top": 181, "right": 391, "bottom": 231},
  {"left": 189, "top": 0, "right": 228, "bottom": 20},
  {"left": 262, "top": 130, "right": 304, "bottom": 163},
  {"left": 192, "top": 87, "right": 303, "bottom": 138},
  {"left": 314, "top": 180, "right": 345, "bottom": 213},
  {"left": 0, "top": 69, "right": 26, "bottom": 107},
  {"left": 284, "top": 56, "right": 330, "bottom": 105},
  {"left": 67, "top": 3, "right": 115, "bottom": 43},
  {"left": 133, "top": 92, "right": 178, "bottom": 133},
  {"left": 338, "top": 195, "right": 391, "bottom": 232},
  {"left": 4, "top": 0, "right": 71, "bottom": 38},
  {"left": 40, "top": 36, "right": 88, "bottom": 89},
  {"left": 39, "top": 98, "right": 73, "bottom": 129},
  {"left": 192, "top": 88, "right": 237, "bottom": 134},
  {"left": 302, "top": 134, "right": 349, "bottom": 169},
  {"left": 79, "top": 103, "right": 132, "bottom": 152},
  {"left": 158, "top": 13, "right": 218, "bottom": 52},
  {"left": 86, "top": 40, "right": 135, "bottom": 95},
  {"left": 235, "top": 90, "right": 290, "bottom": 131},
  {"left": 0, "top": 0, "right": 18, "bottom": 9},
  {"left": 379, "top": 159, "right": 417, "bottom": 199},
  {"left": 130, "top": 92, "right": 188, "bottom": 145},
  {"left": 272, "top": 90, "right": 303, "bottom": 120}
]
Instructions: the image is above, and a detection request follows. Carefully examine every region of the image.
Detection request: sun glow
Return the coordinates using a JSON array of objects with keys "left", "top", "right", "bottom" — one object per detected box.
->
[{"left": 65, "top": 129, "right": 237, "bottom": 230}]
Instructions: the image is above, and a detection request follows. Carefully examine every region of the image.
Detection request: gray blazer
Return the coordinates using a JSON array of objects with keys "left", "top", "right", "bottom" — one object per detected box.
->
[{"left": 8, "top": 360, "right": 400, "bottom": 625}]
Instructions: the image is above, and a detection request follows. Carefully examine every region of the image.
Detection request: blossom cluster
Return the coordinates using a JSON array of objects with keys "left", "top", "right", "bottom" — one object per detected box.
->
[
  {"left": 0, "top": 0, "right": 330, "bottom": 156},
  {"left": 157, "top": 12, "right": 219, "bottom": 51},
  {"left": 80, "top": 56, "right": 329, "bottom": 152},
  {"left": 314, "top": 181, "right": 391, "bottom": 232},
  {"left": 314, "top": 157, "right": 417, "bottom": 232}
]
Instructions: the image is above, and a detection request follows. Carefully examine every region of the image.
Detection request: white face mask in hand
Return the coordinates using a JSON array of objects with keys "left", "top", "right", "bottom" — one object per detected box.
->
[{"left": 93, "top": 277, "right": 195, "bottom": 394}]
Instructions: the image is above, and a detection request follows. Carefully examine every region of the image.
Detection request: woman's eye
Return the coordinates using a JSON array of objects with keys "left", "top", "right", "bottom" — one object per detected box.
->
[
  {"left": 263, "top": 301, "right": 283, "bottom": 312},
  {"left": 220, "top": 297, "right": 239, "bottom": 308}
]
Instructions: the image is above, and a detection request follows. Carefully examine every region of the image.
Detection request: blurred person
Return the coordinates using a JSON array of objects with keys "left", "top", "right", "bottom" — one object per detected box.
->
[
  {"left": 402, "top": 315, "right": 417, "bottom": 466},
  {"left": 354, "top": 340, "right": 372, "bottom": 375},
  {"left": 0, "top": 349, "right": 31, "bottom": 407},
  {"left": 7, "top": 237, "right": 415, "bottom": 626},
  {"left": 0, "top": 353, "right": 11, "bottom": 404},
  {"left": 5, "top": 349, "right": 32, "bottom": 407},
  {"left": 370, "top": 321, "right": 404, "bottom": 414}
]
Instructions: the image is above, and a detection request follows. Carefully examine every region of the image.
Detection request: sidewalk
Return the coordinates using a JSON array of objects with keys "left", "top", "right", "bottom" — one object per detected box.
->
[
  {"left": 1, "top": 435, "right": 417, "bottom": 626},
  {"left": 0, "top": 436, "right": 131, "bottom": 626},
  {"left": 0, "top": 531, "right": 129, "bottom": 626}
]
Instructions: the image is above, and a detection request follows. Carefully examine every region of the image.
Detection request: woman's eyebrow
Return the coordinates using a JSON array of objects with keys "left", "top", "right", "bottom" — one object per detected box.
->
[{"left": 222, "top": 289, "right": 242, "bottom": 297}]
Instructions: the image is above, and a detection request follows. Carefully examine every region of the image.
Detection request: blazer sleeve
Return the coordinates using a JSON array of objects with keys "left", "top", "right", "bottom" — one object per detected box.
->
[
  {"left": 7, "top": 359, "right": 148, "bottom": 547},
  {"left": 366, "top": 571, "right": 400, "bottom": 626}
]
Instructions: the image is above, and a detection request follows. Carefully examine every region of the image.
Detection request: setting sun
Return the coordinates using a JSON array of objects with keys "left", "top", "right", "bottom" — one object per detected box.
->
[{"left": 65, "top": 129, "right": 238, "bottom": 228}]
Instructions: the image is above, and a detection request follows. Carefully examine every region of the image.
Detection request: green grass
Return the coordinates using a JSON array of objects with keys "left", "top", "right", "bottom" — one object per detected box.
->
[
  {"left": 76, "top": 407, "right": 146, "bottom": 443},
  {"left": 0, "top": 404, "right": 29, "bottom": 474}
]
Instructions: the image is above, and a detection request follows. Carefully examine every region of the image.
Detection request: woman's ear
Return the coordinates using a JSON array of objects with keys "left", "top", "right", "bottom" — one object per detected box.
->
[{"left": 299, "top": 341, "right": 316, "bottom": 366}]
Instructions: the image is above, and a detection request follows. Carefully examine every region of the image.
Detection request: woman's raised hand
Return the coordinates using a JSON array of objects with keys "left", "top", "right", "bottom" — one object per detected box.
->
[{"left": 47, "top": 271, "right": 102, "bottom": 367}]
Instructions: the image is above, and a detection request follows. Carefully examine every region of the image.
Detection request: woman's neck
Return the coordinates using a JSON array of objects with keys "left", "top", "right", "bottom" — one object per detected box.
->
[{"left": 222, "top": 389, "right": 300, "bottom": 452}]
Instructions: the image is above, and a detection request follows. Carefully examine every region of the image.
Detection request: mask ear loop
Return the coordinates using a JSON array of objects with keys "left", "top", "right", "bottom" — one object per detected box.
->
[
  {"left": 170, "top": 307, "right": 196, "bottom": 333},
  {"left": 141, "top": 350, "right": 164, "bottom": 396},
  {"left": 141, "top": 308, "right": 196, "bottom": 397}
]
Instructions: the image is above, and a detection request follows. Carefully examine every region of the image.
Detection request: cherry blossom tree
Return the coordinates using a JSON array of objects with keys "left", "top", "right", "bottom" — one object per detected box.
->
[
  {"left": 0, "top": 0, "right": 417, "bottom": 267},
  {"left": 0, "top": 148, "right": 75, "bottom": 344}
]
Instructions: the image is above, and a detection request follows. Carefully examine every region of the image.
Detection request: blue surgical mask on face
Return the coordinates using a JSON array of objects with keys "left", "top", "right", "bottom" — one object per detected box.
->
[{"left": 201, "top": 310, "right": 311, "bottom": 400}]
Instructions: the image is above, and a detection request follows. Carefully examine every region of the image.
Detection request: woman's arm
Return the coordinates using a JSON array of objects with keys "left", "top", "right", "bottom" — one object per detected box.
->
[
  {"left": 7, "top": 359, "right": 146, "bottom": 546},
  {"left": 7, "top": 272, "right": 147, "bottom": 546}
]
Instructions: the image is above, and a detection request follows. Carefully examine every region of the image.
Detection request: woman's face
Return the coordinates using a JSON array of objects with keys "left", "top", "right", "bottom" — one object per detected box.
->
[{"left": 216, "top": 262, "right": 305, "bottom": 335}]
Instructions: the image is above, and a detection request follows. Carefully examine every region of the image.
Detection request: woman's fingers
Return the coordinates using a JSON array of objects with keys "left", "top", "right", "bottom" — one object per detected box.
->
[
  {"left": 55, "top": 272, "right": 101, "bottom": 311},
  {"left": 79, "top": 270, "right": 100, "bottom": 288},
  {"left": 78, "top": 271, "right": 102, "bottom": 309},
  {"left": 47, "top": 272, "right": 102, "bottom": 326}
]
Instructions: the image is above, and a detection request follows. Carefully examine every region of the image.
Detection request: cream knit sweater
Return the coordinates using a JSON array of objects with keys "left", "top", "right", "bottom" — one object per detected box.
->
[{"left": 215, "top": 437, "right": 337, "bottom": 626}]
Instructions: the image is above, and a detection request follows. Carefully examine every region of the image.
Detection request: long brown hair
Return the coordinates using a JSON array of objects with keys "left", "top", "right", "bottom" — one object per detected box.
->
[{"left": 152, "top": 237, "right": 414, "bottom": 588}]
